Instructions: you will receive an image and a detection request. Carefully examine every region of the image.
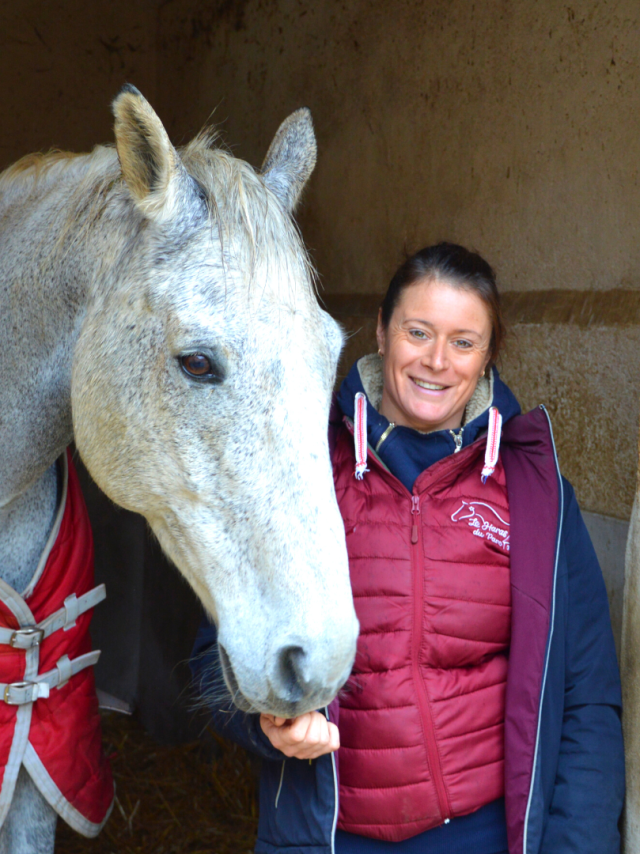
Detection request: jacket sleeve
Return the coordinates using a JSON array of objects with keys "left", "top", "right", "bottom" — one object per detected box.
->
[
  {"left": 190, "top": 618, "right": 286, "bottom": 761},
  {"left": 541, "top": 480, "right": 624, "bottom": 852}
]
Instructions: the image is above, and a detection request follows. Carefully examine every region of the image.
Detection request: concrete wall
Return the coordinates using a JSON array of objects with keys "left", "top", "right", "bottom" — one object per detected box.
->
[
  {"left": 0, "top": 1, "right": 157, "bottom": 169},
  {"left": 584, "top": 511, "right": 629, "bottom": 655}
]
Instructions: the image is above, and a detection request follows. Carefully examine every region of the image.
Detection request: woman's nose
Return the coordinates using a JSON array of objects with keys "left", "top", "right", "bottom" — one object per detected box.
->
[{"left": 423, "top": 338, "right": 448, "bottom": 371}]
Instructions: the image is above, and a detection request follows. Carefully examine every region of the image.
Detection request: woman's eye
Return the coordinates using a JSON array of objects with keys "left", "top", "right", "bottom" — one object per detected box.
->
[
  {"left": 410, "top": 329, "right": 427, "bottom": 339},
  {"left": 453, "top": 339, "right": 473, "bottom": 349},
  {"left": 180, "top": 353, "right": 223, "bottom": 382}
]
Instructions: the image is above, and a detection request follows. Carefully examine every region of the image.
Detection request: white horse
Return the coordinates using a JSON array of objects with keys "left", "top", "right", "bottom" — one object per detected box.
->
[{"left": 0, "top": 85, "right": 358, "bottom": 852}]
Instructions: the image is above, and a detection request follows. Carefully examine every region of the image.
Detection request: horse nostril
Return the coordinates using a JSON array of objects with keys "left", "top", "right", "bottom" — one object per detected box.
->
[{"left": 276, "top": 645, "right": 309, "bottom": 703}]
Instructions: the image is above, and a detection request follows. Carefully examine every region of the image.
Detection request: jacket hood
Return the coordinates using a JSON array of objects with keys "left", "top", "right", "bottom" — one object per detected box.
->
[{"left": 337, "top": 354, "right": 521, "bottom": 491}]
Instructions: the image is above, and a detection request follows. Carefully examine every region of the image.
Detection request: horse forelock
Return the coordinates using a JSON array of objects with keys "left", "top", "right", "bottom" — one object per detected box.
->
[{"left": 180, "top": 139, "right": 318, "bottom": 302}]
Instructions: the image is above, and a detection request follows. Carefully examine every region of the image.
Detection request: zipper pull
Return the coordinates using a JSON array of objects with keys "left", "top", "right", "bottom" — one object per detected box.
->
[
  {"left": 449, "top": 427, "right": 464, "bottom": 453},
  {"left": 411, "top": 495, "right": 421, "bottom": 544}
]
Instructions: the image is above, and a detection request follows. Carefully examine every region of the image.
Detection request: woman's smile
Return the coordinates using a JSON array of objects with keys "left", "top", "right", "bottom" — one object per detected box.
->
[{"left": 411, "top": 378, "right": 448, "bottom": 391}]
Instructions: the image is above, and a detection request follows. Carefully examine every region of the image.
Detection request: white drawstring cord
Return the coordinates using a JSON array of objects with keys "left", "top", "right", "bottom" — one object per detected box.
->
[
  {"left": 354, "top": 395, "right": 502, "bottom": 483},
  {"left": 354, "top": 393, "right": 369, "bottom": 479},
  {"left": 481, "top": 407, "right": 502, "bottom": 482}
]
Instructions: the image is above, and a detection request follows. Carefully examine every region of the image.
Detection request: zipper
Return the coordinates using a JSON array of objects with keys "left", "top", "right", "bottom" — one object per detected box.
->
[
  {"left": 274, "top": 760, "right": 286, "bottom": 808},
  {"left": 409, "top": 493, "right": 451, "bottom": 824},
  {"left": 326, "top": 705, "right": 339, "bottom": 854},
  {"left": 522, "top": 406, "right": 563, "bottom": 854},
  {"left": 375, "top": 422, "right": 396, "bottom": 452},
  {"left": 449, "top": 427, "right": 464, "bottom": 453},
  {"left": 411, "top": 495, "right": 420, "bottom": 544},
  {"left": 344, "top": 418, "right": 395, "bottom": 478}
]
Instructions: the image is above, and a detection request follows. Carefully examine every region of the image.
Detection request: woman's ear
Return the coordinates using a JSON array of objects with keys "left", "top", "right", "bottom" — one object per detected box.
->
[{"left": 376, "top": 308, "right": 386, "bottom": 355}]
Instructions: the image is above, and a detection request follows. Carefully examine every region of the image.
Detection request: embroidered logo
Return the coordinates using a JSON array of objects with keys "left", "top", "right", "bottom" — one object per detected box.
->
[{"left": 451, "top": 500, "right": 510, "bottom": 552}]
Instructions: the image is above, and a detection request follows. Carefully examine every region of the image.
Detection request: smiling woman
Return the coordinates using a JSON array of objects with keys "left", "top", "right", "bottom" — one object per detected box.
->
[
  {"left": 376, "top": 244, "right": 502, "bottom": 434},
  {"left": 192, "top": 242, "right": 624, "bottom": 854}
]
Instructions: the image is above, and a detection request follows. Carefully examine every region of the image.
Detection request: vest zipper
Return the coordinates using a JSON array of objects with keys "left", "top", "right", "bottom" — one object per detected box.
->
[
  {"left": 411, "top": 495, "right": 420, "bottom": 543},
  {"left": 409, "top": 493, "right": 451, "bottom": 824}
]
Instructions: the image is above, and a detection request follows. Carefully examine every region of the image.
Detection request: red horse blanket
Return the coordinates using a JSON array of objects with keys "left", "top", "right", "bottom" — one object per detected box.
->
[{"left": 0, "top": 450, "right": 113, "bottom": 835}]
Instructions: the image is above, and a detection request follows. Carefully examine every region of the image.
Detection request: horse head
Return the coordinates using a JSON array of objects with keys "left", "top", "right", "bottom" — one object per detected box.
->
[{"left": 71, "top": 86, "right": 358, "bottom": 718}]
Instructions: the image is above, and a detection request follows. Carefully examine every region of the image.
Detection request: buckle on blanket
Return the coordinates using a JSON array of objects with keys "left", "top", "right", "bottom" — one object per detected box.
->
[
  {"left": 9, "top": 627, "right": 44, "bottom": 649},
  {"left": 3, "top": 680, "right": 50, "bottom": 704},
  {"left": 4, "top": 682, "right": 29, "bottom": 704},
  {"left": 4, "top": 682, "right": 31, "bottom": 704}
]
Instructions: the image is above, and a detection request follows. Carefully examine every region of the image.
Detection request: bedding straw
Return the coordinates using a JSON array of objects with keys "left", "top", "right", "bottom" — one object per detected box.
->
[{"left": 55, "top": 711, "right": 259, "bottom": 854}]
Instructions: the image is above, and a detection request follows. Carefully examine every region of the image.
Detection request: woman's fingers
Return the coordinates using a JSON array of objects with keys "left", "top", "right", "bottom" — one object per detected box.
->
[
  {"left": 327, "top": 721, "right": 340, "bottom": 752},
  {"left": 259, "top": 712, "right": 339, "bottom": 759}
]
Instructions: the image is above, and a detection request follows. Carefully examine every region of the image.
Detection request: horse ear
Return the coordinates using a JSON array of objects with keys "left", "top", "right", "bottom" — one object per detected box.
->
[
  {"left": 261, "top": 108, "right": 317, "bottom": 212},
  {"left": 112, "top": 84, "right": 192, "bottom": 223}
]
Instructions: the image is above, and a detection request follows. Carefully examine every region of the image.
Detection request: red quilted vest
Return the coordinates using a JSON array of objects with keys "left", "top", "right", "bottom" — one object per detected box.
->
[
  {"left": 0, "top": 451, "right": 113, "bottom": 836},
  {"left": 333, "top": 424, "right": 511, "bottom": 842}
]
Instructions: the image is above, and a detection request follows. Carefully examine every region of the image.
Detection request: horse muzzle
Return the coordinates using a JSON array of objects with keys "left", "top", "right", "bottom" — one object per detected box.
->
[{"left": 218, "top": 637, "right": 356, "bottom": 718}]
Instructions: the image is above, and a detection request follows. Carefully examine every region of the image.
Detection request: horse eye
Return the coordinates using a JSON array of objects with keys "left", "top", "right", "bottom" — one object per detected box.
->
[{"left": 180, "top": 353, "right": 223, "bottom": 382}]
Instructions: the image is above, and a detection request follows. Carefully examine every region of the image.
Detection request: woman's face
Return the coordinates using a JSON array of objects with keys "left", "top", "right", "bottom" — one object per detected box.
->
[{"left": 376, "top": 277, "right": 492, "bottom": 433}]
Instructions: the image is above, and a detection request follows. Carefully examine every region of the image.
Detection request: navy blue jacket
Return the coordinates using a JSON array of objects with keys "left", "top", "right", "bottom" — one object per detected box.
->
[{"left": 191, "top": 373, "right": 624, "bottom": 854}]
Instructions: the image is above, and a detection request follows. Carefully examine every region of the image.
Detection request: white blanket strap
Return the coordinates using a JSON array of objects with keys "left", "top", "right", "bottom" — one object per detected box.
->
[
  {"left": 0, "top": 650, "right": 101, "bottom": 705},
  {"left": 0, "top": 584, "right": 106, "bottom": 651}
]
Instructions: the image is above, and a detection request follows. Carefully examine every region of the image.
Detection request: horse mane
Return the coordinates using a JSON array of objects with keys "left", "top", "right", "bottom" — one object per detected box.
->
[
  {"left": 0, "top": 146, "right": 118, "bottom": 193},
  {"left": 0, "top": 128, "right": 317, "bottom": 293}
]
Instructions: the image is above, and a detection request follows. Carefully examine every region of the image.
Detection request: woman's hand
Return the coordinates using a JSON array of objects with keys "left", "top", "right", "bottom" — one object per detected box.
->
[{"left": 260, "top": 711, "right": 340, "bottom": 760}]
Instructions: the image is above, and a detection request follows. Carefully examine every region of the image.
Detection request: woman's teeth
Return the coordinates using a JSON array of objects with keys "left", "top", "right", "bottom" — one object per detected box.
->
[{"left": 413, "top": 378, "right": 446, "bottom": 391}]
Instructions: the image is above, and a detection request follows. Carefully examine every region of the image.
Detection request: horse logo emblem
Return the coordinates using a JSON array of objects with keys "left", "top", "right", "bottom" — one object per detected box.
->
[{"left": 451, "top": 500, "right": 510, "bottom": 552}]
